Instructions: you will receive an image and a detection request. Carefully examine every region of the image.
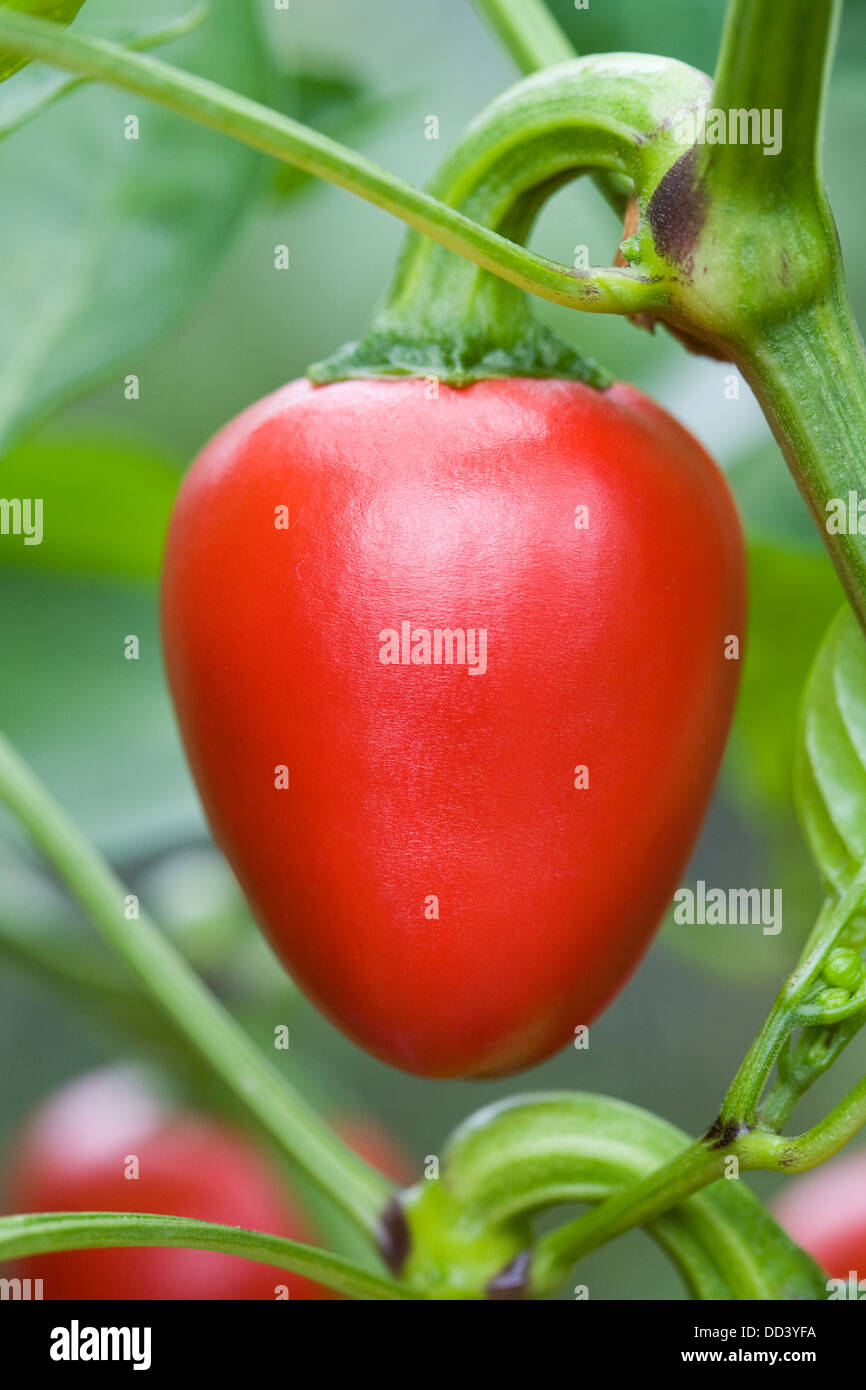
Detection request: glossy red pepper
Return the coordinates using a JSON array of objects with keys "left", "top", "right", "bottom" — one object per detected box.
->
[{"left": 162, "top": 375, "right": 745, "bottom": 1078}]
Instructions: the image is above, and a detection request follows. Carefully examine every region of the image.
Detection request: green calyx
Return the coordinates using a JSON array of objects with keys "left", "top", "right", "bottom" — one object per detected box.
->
[
  {"left": 309, "top": 319, "right": 609, "bottom": 390},
  {"left": 309, "top": 54, "right": 711, "bottom": 389}
]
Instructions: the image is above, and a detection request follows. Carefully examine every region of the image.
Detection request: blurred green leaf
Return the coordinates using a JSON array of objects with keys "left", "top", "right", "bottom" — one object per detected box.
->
[
  {"left": 724, "top": 539, "right": 843, "bottom": 820},
  {"left": 796, "top": 606, "right": 866, "bottom": 896},
  {"left": 0, "top": 1, "right": 85, "bottom": 84},
  {"left": 0, "top": 5, "right": 209, "bottom": 140},
  {"left": 0, "top": 428, "right": 180, "bottom": 579},
  {"left": 663, "top": 540, "right": 842, "bottom": 983},
  {"left": 0, "top": 0, "right": 268, "bottom": 457},
  {"left": 0, "top": 571, "right": 203, "bottom": 856},
  {"left": 545, "top": 0, "right": 723, "bottom": 72},
  {"left": 726, "top": 442, "right": 823, "bottom": 550}
]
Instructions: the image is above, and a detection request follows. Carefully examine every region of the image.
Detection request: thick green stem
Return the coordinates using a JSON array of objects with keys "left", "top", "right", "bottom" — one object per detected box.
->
[
  {"left": 0, "top": 733, "right": 389, "bottom": 1238},
  {"left": 738, "top": 298, "right": 866, "bottom": 634},
  {"left": 710, "top": 0, "right": 839, "bottom": 195},
  {"left": 0, "top": 1212, "right": 412, "bottom": 1300}
]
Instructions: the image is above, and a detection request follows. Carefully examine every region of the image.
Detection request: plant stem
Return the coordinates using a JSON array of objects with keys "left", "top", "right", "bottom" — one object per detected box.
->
[
  {"left": 0, "top": 1212, "right": 413, "bottom": 1300},
  {"left": 530, "top": 1140, "right": 722, "bottom": 1297},
  {"left": 531, "top": 1060, "right": 866, "bottom": 1297},
  {"left": 717, "top": 1000, "right": 794, "bottom": 1129},
  {"left": 0, "top": 9, "right": 648, "bottom": 314},
  {"left": 471, "top": 0, "right": 574, "bottom": 72},
  {"left": 738, "top": 1073, "right": 866, "bottom": 1172},
  {"left": 312, "top": 53, "right": 708, "bottom": 383},
  {"left": 471, "top": 0, "right": 630, "bottom": 214},
  {"left": 710, "top": 0, "right": 840, "bottom": 196},
  {"left": 738, "top": 297, "right": 866, "bottom": 633},
  {"left": 0, "top": 732, "right": 389, "bottom": 1238}
]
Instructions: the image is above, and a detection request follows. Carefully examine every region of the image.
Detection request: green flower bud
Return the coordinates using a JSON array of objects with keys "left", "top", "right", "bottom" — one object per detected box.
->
[
  {"left": 823, "top": 948, "right": 865, "bottom": 992},
  {"left": 816, "top": 986, "right": 850, "bottom": 1013}
]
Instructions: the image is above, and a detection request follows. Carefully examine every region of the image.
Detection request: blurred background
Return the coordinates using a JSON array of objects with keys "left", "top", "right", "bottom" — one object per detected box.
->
[{"left": 1, "top": 0, "right": 865, "bottom": 1298}]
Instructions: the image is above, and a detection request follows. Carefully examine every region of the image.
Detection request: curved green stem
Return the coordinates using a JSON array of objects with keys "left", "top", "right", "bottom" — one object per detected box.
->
[
  {"left": 311, "top": 53, "right": 709, "bottom": 383},
  {"left": 720, "top": 868, "right": 866, "bottom": 1130},
  {"left": 0, "top": 9, "right": 645, "bottom": 314},
  {"left": 402, "top": 1095, "right": 825, "bottom": 1300},
  {"left": 470, "top": 0, "right": 630, "bottom": 214},
  {"left": 738, "top": 1072, "right": 866, "bottom": 1172},
  {"left": 0, "top": 1211, "right": 413, "bottom": 1300},
  {"left": 0, "top": 731, "right": 389, "bottom": 1238},
  {"left": 528, "top": 1139, "right": 721, "bottom": 1298}
]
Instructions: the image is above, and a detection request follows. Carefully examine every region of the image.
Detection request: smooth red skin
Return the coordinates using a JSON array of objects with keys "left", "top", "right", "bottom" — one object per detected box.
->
[
  {"left": 773, "top": 1152, "right": 866, "bottom": 1280},
  {"left": 5, "top": 1070, "right": 328, "bottom": 1301},
  {"left": 162, "top": 377, "right": 745, "bottom": 1078}
]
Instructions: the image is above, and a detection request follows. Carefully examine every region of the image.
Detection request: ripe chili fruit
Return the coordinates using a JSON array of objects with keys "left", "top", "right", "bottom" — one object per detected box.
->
[
  {"left": 162, "top": 373, "right": 744, "bottom": 1078},
  {"left": 773, "top": 1150, "right": 866, "bottom": 1282},
  {"left": 3, "top": 1067, "right": 333, "bottom": 1300}
]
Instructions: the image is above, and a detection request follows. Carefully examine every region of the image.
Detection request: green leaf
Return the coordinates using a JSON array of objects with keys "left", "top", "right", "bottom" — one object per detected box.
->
[
  {"left": 0, "top": 0, "right": 268, "bottom": 457},
  {"left": 725, "top": 538, "right": 844, "bottom": 820},
  {"left": 0, "top": 428, "right": 180, "bottom": 579},
  {"left": 0, "top": 1, "right": 85, "bottom": 83},
  {"left": 796, "top": 606, "right": 866, "bottom": 895},
  {"left": 0, "top": 571, "right": 203, "bottom": 857},
  {"left": 0, "top": 5, "right": 209, "bottom": 140}
]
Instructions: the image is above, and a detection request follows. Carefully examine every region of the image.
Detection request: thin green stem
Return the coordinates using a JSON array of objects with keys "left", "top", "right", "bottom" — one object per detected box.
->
[
  {"left": 0, "top": 732, "right": 389, "bottom": 1238},
  {"left": 738, "top": 1073, "right": 866, "bottom": 1172},
  {"left": 530, "top": 1062, "right": 866, "bottom": 1298},
  {"left": 718, "top": 1001, "right": 794, "bottom": 1129},
  {"left": 0, "top": 9, "right": 648, "bottom": 314},
  {"left": 312, "top": 53, "right": 708, "bottom": 383},
  {"left": 720, "top": 871, "right": 866, "bottom": 1127},
  {"left": 471, "top": 0, "right": 574, "bottom": 72},
  {"left": 0, "top": 1212, "right": 413, "bottom": 1300}
]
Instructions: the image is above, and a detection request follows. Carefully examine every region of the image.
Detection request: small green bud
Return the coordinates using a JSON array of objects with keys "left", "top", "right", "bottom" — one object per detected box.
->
[
  {"left": 824, "top": 948, "right": 864, "bottom": 992},
  {"left": 816, "top": 986, "right": 850, "bottom": 1013}
]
